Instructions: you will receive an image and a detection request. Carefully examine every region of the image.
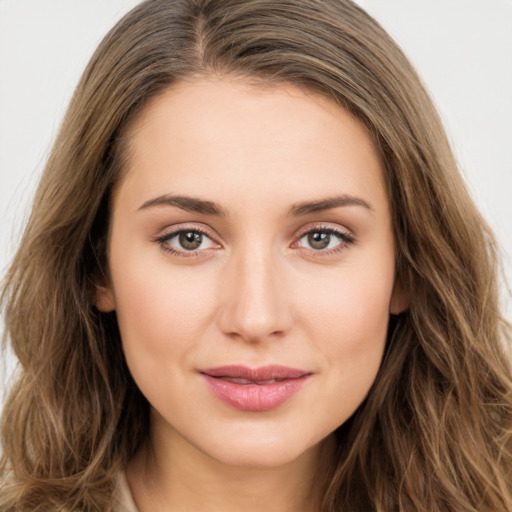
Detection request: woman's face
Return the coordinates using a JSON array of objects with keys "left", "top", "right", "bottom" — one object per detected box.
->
[{"left": 98, "top": 77, "right": 407, "bottom": 468}]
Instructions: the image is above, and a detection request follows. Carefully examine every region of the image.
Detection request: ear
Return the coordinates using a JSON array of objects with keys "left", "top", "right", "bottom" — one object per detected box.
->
[
  {"left": 95, "top": 280, "right": 115, "bottom": 312},
  {"left": 390, "top": 277, "right": 410, "bottom": 315}
]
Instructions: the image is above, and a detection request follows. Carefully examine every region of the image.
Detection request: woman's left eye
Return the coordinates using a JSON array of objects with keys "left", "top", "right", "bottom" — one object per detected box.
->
[
  {"left": 157, "top": 229, "right": 217, "bottom": 255},
  {"left": 295, "top": 228, "right": 355, "bottom": 252}
]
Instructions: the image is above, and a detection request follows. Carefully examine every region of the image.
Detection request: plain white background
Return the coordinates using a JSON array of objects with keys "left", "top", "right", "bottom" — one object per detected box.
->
[{"left": 1, "top": 0, "right": 511, "bottom": 403}]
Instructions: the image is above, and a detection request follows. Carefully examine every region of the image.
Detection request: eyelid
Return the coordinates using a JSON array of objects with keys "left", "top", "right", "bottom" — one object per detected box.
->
[
  {"left": 152, "top": 223, "right": 222, "bottom": 257},
  {"left": 293, "top": 222, "right": 355, "bottom": 240},
  {"left": 151, "top": 221, "right": 356, "bottom": 258},
  {"left": 291, "top": 223, "right": 356, "bottom": 254}
]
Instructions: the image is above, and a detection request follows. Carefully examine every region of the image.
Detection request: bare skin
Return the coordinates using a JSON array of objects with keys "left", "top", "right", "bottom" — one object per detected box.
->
[
  {"left": 98, "top": 76, "right": 408, "bottom": 511},
  {"left": 126, "top": 431, "right": 335, "bottom": 512}
]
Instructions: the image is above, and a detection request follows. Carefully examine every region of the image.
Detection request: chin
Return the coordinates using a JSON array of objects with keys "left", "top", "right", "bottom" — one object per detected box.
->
[{"left": 199, "top": 431, "right": 327, "bottom": 470}]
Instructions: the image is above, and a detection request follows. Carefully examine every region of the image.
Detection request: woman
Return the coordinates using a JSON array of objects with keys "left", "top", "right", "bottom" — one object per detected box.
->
[{"left": 1, "top": 1, "right": 511, "bottom": 511}]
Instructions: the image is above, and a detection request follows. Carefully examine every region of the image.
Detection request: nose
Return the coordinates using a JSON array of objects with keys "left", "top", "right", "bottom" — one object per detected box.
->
[{"left": 216, "top": 246, "right": 293, "bottom": 344}]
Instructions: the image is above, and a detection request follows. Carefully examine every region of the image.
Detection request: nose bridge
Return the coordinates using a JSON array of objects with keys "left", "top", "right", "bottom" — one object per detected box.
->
[{"left": 218, "top": 240, "right": 291, "bottom": 342}]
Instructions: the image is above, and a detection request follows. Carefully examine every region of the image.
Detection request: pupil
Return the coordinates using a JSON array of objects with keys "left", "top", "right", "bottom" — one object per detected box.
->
[
  {"left": 308, "top": 232, "right": 330, "bottom": 250},
  {"left": 179, "top": 231, "right": 202, "bottom": 250}
]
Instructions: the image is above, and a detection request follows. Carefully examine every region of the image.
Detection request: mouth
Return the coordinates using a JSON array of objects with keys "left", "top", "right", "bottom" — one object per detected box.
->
[{"left": 199, "top": 365, "right": 311, "bottom": 412}]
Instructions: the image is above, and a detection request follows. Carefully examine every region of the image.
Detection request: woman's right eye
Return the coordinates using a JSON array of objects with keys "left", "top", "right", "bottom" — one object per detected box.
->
[{"left": 157, "top": 229, "right": 218, "bottom": 256}]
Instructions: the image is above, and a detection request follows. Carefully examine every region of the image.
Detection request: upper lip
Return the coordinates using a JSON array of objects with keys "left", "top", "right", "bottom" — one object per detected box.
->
[{"left": 199, "top": 365, "right": 310, "bottom": 381}]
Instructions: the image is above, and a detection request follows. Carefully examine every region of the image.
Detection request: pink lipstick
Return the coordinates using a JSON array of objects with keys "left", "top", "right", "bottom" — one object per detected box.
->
[{"left": 200, "top": 365, "right": 311, "bottom": 411}]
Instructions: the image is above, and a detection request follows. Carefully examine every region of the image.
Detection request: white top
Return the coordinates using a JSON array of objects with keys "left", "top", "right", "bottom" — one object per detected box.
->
[{"left": 114, "top": 471, "right": 139, "bottom": 512}]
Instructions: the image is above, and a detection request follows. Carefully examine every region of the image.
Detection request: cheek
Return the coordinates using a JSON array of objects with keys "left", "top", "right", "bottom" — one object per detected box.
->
[
  {"left": 110, "top": 250, "right": 218, "bottom": 375},
  {"left": 306, "top": 287, "right": 389, "bottom": 378},
  {"left": 296, "top": 255, "right": 394, "bottom": 414},
  {"left": 299, "top": 255, "right": 393, "bottom": 347}
]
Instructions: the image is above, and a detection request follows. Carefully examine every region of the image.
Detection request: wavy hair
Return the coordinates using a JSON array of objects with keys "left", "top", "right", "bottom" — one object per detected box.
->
[{"left": 1, "top": 1, "right": 511, "bottom": 510}]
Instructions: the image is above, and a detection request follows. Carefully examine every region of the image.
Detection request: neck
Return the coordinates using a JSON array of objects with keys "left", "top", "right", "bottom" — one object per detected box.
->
[{"left": 126, "top": 420, "right": 335, "bottom": 512}]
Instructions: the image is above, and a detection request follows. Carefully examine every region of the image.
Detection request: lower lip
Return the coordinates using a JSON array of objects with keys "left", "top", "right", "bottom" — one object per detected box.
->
[{"left": 202, "top": 374, "right": 310, "bottom": 411}]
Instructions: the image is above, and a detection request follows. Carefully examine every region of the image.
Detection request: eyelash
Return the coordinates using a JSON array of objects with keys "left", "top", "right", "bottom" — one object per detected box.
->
[
  {"left": 154, "top": 226, "right": 216, "bottom": 258},
  {"left": 293, "top": 225, "right": 356, "bottom": 255},
  {"left": 153, "top": 224, "right": 356, "bottom": 258}
]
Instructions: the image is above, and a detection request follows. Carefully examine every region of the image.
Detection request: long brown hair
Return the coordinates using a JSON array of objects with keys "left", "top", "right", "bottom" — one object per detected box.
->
[{"left": 2, "top": 1, "right": 511, "bottom": 510}]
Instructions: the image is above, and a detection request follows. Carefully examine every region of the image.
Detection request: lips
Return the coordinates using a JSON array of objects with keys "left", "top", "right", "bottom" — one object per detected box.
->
[{"left": 200, "top": 365, "right": 311, "bottom": 411}]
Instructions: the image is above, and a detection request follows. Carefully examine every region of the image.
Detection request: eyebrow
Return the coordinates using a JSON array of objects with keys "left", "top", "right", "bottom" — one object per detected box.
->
[
  {"left": 287, "top": 194, "right": 373, "bottom": 216},
  {"left": 138, "top": 195, "right": 228, "bottom": 216},
  {"left": 138, "top": 193, "right": 373, "bottom": 216}
]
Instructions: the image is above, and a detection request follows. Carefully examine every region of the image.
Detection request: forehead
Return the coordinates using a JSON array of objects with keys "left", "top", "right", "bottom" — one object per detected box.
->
[{"left": 114, "top": 76, "right": 388, "bottom": 214}]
